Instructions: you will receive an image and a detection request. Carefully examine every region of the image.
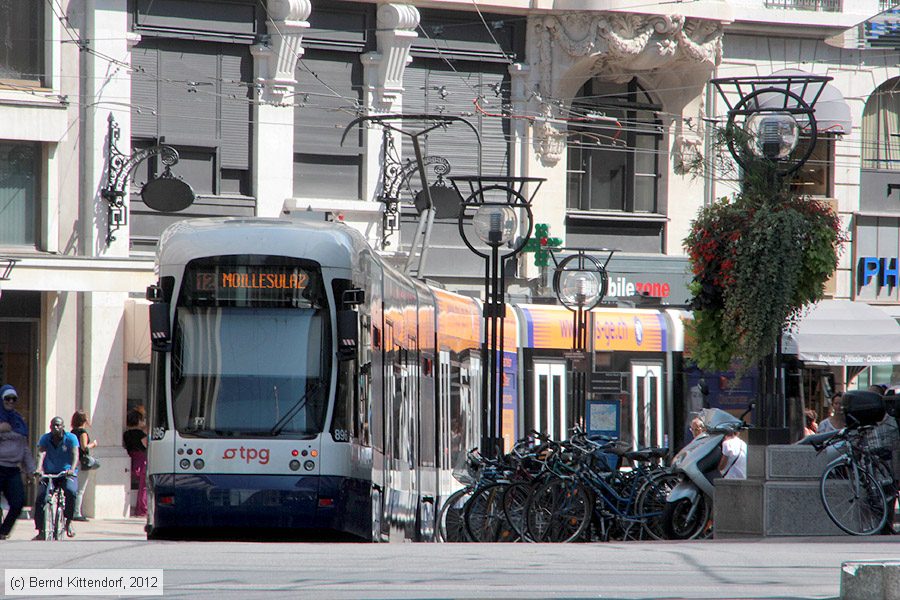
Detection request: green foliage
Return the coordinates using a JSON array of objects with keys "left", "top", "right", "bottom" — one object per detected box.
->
[{"left": 684, "top": 184, "right": 844, "bottom": 373}]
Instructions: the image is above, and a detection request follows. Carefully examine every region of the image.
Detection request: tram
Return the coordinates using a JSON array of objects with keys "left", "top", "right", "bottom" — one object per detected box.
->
[{"left": 143, "top": 217, "right": 680, "bottom": 541}]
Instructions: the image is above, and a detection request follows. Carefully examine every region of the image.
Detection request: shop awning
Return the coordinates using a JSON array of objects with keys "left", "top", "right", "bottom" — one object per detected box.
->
[
  {"left": 781, "top": 300, "right": 900, "bottom": 366},
  {"left": 758, "top": 69, "right": 852, "bottom": 135}
]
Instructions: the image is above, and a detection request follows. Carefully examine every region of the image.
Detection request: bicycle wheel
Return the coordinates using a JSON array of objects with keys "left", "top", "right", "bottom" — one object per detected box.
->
[
  {"left": 821, "top": 460, "right": 888, "bottom": 536},
  {"left": 525, "top": 478, "right": 592, "bottom": 543},
  {"left": 437, "top": 487, "right": 472, "bottom": 542},
  {"left": 53, "top": 493, "right": 65, "bottom": 540},
  {"left": 44, "top": 492, "right": 58, "bottom": 541},
  {"left": 464, "top": 483, "right": 518, "bottom": 542},
  {"left": 502, "top": 481, "right": 534, "bottom": 541},
  {"left": 636, "top": 471, "right": 681, "bottom": 541}
]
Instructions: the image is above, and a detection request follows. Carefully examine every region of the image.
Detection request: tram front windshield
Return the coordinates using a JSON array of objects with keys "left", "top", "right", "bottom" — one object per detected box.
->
[{"left": 171, "top": 256, "right": 332, "bottom": 438}]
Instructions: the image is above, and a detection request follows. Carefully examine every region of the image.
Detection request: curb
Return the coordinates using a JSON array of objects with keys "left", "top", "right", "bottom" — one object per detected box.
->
[{"left": 841, "top": 561, "right": 900, "bottom": 599}]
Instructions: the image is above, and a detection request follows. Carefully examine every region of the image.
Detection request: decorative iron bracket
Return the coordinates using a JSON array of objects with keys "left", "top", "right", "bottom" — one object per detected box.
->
[
  {"left": 342, "top": 114, "right": 476, "bottom": 253},
  {"left": 101, "top": 113, "right": 181, "bottom": 245}
]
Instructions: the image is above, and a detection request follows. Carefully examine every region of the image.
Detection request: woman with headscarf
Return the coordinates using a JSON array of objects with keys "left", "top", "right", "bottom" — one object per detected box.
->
[{"left": 0, "top": 385, "right": 35, "bottom": 539}]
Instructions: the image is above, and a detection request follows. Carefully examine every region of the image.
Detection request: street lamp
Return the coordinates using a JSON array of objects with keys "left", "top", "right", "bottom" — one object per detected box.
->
[
  {"left": 551, "top": 249, "right": 612, "bottom": 430},
  {"left": 452, "top": 175, "right": 544, "bottom": 458},
  {"left": 101, "top": 113, "right": 196, "bottom": 245},
  {"left": 711, "top": 73, "right": 830, "bottom": 438}
]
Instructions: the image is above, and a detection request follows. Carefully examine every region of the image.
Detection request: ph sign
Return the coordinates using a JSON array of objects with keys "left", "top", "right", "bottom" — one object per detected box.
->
[{"left": 859, "top": 256, "right": 900, "bottom": 288}]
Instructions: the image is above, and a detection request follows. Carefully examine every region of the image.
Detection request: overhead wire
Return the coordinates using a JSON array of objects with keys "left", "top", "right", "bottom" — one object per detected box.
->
[{"left": 30, "top": 0, "right": 894, "bottom": 179}]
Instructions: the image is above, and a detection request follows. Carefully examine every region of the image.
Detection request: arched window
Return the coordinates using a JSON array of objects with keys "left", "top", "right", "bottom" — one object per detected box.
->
[
  {"left": 566, "top": 78, "right": 662, "bottom": 213},
  {"left": 862, "top": 77, "right": 900, "bottom": 170}
]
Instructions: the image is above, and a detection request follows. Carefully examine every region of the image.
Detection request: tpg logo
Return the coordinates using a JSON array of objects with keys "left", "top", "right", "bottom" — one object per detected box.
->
[{"left": 222, "top": 446, "right": 270, "bottom": 464}]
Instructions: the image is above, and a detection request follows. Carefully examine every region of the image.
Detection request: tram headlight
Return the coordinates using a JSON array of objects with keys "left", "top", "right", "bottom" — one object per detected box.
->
[
  {"left": 289, "top": 460, "right": 301, "bottom": 471},
  {"left": 179, "top": 458, "right": 190, "bottom": 469},
  {"left": 193, "top": 458, "right": 205, "bottom": 470},
  {"left": 303, "top": 460, "right": 315, "bottom": 471}
]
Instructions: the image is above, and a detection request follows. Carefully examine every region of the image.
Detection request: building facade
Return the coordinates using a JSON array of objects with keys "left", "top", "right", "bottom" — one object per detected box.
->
[{"left": 0, "top": 0, "right": 891, "bottom": 516}]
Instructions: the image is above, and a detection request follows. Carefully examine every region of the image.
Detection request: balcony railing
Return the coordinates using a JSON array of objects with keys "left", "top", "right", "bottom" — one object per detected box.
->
[
  {"left": 881, "top": 1, "right": 898, "bottom": 12},
  {"left": 764, "top": 0, "right": 842, "bottom": 11}
]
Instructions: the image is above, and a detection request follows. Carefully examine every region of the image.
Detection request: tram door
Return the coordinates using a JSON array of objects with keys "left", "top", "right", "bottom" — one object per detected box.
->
[
  {"left": 631, "top": 363, "right": 663, "bottom": 450},
  {"left": 533, "top": 362, "right": 567, "bottom": 440}
]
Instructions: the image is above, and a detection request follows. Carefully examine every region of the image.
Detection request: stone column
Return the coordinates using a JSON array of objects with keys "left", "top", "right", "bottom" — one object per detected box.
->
[
  {"left": 80, "top": 291, "right": 131, "bottom": 518},
  {"left": 79, "top": 0, "right": 133, "bottom": 518},
  {"left": 83, "top": 0, "right": 132, "bottom": 257},
  {"left": 251, "top": 0, "right": 311, "bottom": 217},
  {"left": 361, "top": 4, "right": 420, "bottom": 248}
]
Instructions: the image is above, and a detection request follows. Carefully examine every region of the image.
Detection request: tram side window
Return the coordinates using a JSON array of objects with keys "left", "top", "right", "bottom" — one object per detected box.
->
[{"left": 332, "top": 357, "right": 355, "bottom": 442}]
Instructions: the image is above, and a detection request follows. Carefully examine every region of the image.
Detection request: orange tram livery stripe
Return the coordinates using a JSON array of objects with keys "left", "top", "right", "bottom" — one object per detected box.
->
[{"left": 520, "top": 304, "right": 667, "bottom": 352}]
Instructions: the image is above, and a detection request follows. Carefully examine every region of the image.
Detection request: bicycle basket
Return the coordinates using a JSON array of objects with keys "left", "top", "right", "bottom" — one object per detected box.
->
[{"left": 451, "top": 457, "right": 482, "bottom": 485}]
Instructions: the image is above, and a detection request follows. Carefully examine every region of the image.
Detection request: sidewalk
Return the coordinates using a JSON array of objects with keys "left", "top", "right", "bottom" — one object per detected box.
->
[{"left": 4, "top": 513, "right": 147, "bottom": 542}]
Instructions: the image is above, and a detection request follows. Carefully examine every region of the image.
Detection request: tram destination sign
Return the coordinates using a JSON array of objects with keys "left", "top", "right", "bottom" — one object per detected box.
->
[
  {"left": 184, "top": 263, "right": 317, "bottom": 307},
  {"left": 196, "top": 271, "right": 310, "bottom": 291}
]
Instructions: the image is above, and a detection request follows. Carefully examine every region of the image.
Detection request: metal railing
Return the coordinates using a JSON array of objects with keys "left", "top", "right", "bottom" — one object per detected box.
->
[
  {"left": 881, "top": 0, "right": 898, "bottom": 12},
  {"left": 764, "top": 0, "right": 842, "bottom": 11}
]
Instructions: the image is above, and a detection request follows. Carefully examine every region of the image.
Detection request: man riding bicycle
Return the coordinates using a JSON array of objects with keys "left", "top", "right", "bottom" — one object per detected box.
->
[{"left": 33, "top": 416, "right": 79, "bottom": 540}]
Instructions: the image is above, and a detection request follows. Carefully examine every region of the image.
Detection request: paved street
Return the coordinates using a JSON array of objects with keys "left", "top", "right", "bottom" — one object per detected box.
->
[{"left": 0, "top": 518, "right": 898, "bottom": 599}]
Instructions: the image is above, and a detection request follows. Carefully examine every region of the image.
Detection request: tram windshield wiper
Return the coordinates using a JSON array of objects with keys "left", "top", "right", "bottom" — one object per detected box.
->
[{"left": 269, "top": 381, "right": 324, "bottom": 436}]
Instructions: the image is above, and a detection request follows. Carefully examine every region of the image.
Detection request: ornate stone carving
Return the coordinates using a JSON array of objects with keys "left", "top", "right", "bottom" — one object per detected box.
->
[
  {"left": 528, "top": 12, "right": 723, "bottom": 164},
  {"left": 251, "top": 0, "right": 312, "bottom": 103},
  {"left": 363, "top": 4, "right": 420, "bottom": 111},
  {"left": 532, "top": 13, "right": 722, "bottom": 97},
  {"left": 533, "top": 104, "right": 567, "bottom": 165},
  {"left": 673, "top": 130, "right": 703, "bottom": 175}
]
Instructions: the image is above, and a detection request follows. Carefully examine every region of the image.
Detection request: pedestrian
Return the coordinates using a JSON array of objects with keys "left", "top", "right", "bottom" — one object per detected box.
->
[
  {"left": 70, "top": 410, "right": 98, "bottom": 521},
  {"left": 803, "top": 409, "right": 818, "bottom": 437},
  {"left": 0, "top": 385, "right": 35, "bottom": 540},
  {"left": 718, "top": 431, "right": 747, "bottom": 479},
  {"left": 817, "top": 392, "right": 845, "bottom": 433},
  {"left": 123, "top": 409, "right": 148, "bottom": 518},
  {"left": 34, "top": 416, "right": 79, "bottom": 540},
  {"left": 690, "top": 417, "right": 706, "bottom": 439}
]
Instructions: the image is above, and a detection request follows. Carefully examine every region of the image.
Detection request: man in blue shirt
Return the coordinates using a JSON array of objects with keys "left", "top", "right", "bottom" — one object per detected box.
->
[{"left": 33, "top": 416, "right": 79, "bottom": 540}]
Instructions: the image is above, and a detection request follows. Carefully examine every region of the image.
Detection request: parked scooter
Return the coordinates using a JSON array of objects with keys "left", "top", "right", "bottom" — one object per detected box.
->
[{"left": 662, "top": 405, "right": 750, "bottom": 539}]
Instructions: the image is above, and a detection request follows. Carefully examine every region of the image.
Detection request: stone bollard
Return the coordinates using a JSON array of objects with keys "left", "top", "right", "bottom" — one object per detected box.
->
[{"left": 841, "top": 561, "right": 900, "bottom": 599}]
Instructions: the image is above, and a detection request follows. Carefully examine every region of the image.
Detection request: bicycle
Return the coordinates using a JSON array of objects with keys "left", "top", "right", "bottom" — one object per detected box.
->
[
  {"left": 38, "top": 472, "right": 70, "bottom": 541},
  {"left": 523, "top": 432, "right": 675, "bottom": 543},
  {"left": 437, "top": 449, "right": 502, "bottom": 542},
  {"left": 812, "top": 426, "right": 897, "bottom": 536}
]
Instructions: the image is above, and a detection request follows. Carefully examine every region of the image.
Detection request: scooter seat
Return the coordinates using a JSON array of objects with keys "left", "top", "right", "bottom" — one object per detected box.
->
[{"left": 624, "top": 447, "right": 669, "bottom": 462}]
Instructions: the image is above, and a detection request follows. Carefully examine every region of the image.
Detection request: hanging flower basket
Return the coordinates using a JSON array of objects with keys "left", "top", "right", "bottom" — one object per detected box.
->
[{"left": 684, "top": 186, "right": 844, "bottom": 372}]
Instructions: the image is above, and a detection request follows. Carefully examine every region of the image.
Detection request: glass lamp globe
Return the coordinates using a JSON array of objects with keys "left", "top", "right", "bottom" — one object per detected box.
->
[
  {"left": 472, "top": 205, "right": 518, "bottom": 247},
  {"left": 745, "top": 112, "right": 799, "bottom": 160},
  {"left": 557, "top": 269, "right": 603, "bottom": 307}
]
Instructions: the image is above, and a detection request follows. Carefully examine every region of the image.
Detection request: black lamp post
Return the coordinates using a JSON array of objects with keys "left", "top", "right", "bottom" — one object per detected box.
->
[
  {"left": 551, "top": 249, "right": 611, "bottom": 429},
  {"left": 711, "top": 73, "right": 830, "bottom": 439},
  {"left": 452, "top": 175, "right": 543, "bottom": 458}
]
